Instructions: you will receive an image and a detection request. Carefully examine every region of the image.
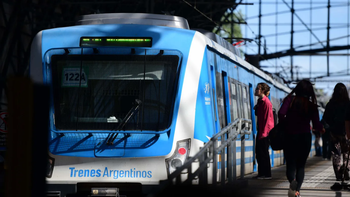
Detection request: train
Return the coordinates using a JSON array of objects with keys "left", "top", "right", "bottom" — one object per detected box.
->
[{"left": 29, "top": 13, "right": 320, "bottom": 196}]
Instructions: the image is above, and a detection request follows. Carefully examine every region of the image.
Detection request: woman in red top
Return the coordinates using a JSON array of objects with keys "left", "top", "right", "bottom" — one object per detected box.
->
[
  {"left": 278, "top": 79, "right": 324, "bottom": 197},
  {"left": 254, "top": 82, "right": 274, "bottom": 180}
]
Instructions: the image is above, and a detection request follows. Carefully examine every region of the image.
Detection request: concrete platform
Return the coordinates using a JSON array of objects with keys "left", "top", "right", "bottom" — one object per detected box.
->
[
  {"left": 151, "top": 156, "right": 350, "bottom": 197},
  {"left": 235, "top": 156, "right": 350, "bottom": 197}
]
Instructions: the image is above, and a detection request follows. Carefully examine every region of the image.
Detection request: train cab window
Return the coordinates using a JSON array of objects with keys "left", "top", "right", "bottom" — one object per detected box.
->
[{"left": 50, "top": 52, "right": 179, "bottom": 131}]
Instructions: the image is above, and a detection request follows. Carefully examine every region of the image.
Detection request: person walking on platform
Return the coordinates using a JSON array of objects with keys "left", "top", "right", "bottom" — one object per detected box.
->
[
  {"left": 278, "top": 79, "right": 324, "bottom": 197},
  {"left": 253, "top": 82, "right": 274, "bottom": 180},
  {"left": 322, "top": 83, "right": 350, "bottom": 183}
]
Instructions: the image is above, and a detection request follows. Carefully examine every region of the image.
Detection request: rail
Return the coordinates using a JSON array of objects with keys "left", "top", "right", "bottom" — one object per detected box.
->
[{"left": 148, "top": 118, "right": 252, "bottom": 196}]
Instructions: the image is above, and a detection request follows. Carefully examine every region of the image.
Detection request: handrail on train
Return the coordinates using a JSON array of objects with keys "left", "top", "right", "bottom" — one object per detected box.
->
[{"left": 148, "top": 118, "right": 252, "bottom": 196}]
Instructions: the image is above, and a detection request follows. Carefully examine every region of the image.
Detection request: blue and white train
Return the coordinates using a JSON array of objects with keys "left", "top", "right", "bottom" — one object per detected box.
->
[{"left": 29, "top": 13, "right": 319, "bottom": 196}]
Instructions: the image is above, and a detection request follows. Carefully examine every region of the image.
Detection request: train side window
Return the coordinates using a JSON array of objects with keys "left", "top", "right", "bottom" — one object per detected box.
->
[
  {"left": 230, "top": 81, "right": 238, "bottom": 122},
  {"left": 243, "top": 86, "right": 251, "bottom": 120},
  {"left": 231, "top": 81, "right": 236, "bottom": 95},
  {"left": 238, "top": 83, "right": 243, "bottom": 118},
  {"left": 215, "top": 71, "right": 226, "bottom": 129},
  {"left": 242, "top": 86, "right": 247, "bottom": 99}
]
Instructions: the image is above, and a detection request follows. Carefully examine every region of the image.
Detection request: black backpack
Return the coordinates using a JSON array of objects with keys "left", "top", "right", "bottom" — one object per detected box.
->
[{"left": 327, "top": 102, "right": 348, "bottom": 135}]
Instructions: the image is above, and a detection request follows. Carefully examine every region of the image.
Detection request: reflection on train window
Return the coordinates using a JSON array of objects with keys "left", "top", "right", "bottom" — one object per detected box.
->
[
  {"left": 229, "top": 81, "right": 238, "bottom": 122},
  {"left": 231, "top": 82, "right": 236, "bottom": 95},
  {"left": 215, "top": 71, "right": 226, "bottom": 129},
  {"left": 243, "top": 86, "right": 251, "bottom": 119},
  {"left": 243, "top": 86, "right": 247, "bottom": 99},
  {"left": 244, "top": 103, "right": 249, "bottom": 119},
  {"left": 232, "top": 99, "right": 238, "bottom": 120},
  {"left": 238, "top": 84, "right": 243, "bottom": 118},
  {"left": 51, "top": 54, "right": 179, "bottom": 131}
]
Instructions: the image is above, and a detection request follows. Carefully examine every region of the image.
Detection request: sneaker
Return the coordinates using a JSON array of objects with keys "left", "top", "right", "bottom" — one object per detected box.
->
[
  {"left": 256, "top": 175, "right": 272, "bottom": 180},
  {"left": 288, "top": 180, "right": 297, "bottom": 197},
  {"left": 288, "top": 188, "right": 295, "bottom": 197}
]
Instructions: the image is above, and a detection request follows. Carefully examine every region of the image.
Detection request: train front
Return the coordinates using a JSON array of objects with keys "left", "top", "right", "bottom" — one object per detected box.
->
[{"left": 29, "top": 14, "right": 199, "bottom": 196}]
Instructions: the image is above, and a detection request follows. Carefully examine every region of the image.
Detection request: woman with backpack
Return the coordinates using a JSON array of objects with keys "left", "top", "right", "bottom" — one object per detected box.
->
[
  {"left": 322, "top": 83, "right": 350, "bottom": 183},
  {"left": 278, "top": 79, "right": 324, "bottom": 197}
]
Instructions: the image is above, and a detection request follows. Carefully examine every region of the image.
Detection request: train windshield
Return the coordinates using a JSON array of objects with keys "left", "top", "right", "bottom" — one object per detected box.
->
[{"left": 50, "top": 51, "right": 179, "bottom": 131}]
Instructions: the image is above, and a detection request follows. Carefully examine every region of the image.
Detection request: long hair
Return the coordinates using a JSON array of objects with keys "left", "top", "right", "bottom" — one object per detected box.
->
[
  {"left": 284, "top": 79, "right": 317, "bottom": 115},
  {"left": 330, "top": 83, "right": 349, "bottom": 103},
  {"left": 257, "top": 83, "right": 271, "bottom": 97}
]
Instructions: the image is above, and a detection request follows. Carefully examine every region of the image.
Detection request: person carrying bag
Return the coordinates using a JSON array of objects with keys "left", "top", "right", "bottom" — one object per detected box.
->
[{"left": 278, "top": 79, "right": 324, "bottom": 197}]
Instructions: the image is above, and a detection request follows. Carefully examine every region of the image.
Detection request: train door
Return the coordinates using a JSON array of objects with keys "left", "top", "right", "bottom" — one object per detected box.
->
[
  {"left": 248, "top": 83, "right": 257, "bottom": 172},
  {"left": 215, "top": 71, "right": 229, "bottom": 131},
  {"left": 210, "top": 66, "right": 219, "bottom": 134},
  {"left": 212, "top": 68, "right": 231, "bottom": 182},
  {"left": 237, "top": 83, "right": 252, "bottom": 174}
]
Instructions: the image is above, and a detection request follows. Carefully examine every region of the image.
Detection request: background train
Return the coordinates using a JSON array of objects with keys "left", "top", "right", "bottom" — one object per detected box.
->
[{"left": 29, "top": 13, "right": 321, "bottom": 196}]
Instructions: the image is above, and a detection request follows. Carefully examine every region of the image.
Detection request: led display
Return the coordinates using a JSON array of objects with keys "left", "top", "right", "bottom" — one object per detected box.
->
[{"left": 80, "top": 37, "right": 152, "bottom": 47}]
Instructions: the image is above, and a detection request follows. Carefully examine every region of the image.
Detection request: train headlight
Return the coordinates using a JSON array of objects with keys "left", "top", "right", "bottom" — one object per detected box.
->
[
  {"left": 170, "top": 159, "right": 182, "bottom": 168},
  {"left": 165, "top": 139, "right": 191, "bottom": 175}
]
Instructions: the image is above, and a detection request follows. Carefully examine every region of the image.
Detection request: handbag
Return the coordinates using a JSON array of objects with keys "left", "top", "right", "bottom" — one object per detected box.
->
[
  {"left": 269, "top": 120, "right": 286, "bottom": 150},
  {"left": 269, "top": 96, "right": 294, "bottom": 150}
]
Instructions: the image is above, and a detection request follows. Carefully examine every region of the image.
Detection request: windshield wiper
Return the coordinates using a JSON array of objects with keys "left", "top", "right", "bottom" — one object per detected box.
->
[{"left": 105, "top": 99, "right": 142, "bottom": 145}]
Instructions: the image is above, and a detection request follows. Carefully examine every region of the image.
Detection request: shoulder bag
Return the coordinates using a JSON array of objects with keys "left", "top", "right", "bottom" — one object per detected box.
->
[{"left": 269, "top": 97, "right": 294, "bottom": 150}]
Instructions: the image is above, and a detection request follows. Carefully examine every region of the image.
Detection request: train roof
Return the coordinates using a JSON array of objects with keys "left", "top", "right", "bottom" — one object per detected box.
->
[
  {"left": 74, "top": 13, "right": 290, "bottom": 93},
  {"left": 201, "top": 34, "right": 291, "bottom": 93},
  {"left": 76, "top": 13, "right": 190, "bottom": 29},
  {"left": 192, "top": 29, "right": 242, "bottom": 58}
]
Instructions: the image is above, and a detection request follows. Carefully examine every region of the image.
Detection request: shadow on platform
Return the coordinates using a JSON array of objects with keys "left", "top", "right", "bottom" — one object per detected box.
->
[{"left": 154, "top": 156, "right": 350, "bottom": 197}]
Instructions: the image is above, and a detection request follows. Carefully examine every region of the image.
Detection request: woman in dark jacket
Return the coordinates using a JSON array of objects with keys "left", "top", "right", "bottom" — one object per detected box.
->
[
  {"left": 278, "top": 79, "right": 324, "bottom": 197},
  {"left": 322, "top": 83, "right": 350, "bottom": 183}
]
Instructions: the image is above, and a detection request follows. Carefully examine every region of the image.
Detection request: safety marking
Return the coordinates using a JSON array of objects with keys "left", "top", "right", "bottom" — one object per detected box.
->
[
  {"left": 275, "top": 166, "right": 335, "bottom": 189},
  {"left": 302, "top": 166, "right": 334, "bottom": 188}
]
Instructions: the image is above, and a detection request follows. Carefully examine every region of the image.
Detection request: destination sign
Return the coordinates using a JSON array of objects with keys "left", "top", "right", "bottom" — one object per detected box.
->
[{"left": 80, "top": 37, "right": 152, "bottom": 47}]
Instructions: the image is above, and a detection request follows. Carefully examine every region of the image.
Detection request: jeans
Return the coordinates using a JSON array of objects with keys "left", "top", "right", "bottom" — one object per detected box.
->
[
  {"left": 284, "top": 132, "right": 311, "bottom": 191},
  {"left": 256, "top": 137, "right": 271, "bottom": 177}
]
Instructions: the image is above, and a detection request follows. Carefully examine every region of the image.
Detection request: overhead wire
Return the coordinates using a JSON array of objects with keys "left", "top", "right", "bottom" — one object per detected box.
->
[
  {"left": 240, "top": 0, "right": 350, "bottom": 83},
  {"left": 240, "top": 1, "right": 291, "bottom": 81}
]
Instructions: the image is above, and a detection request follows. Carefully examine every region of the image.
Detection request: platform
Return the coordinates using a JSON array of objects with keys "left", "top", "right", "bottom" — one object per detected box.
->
[{"left": 234, "top": 156, "right": 350, "bottom": 197}]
